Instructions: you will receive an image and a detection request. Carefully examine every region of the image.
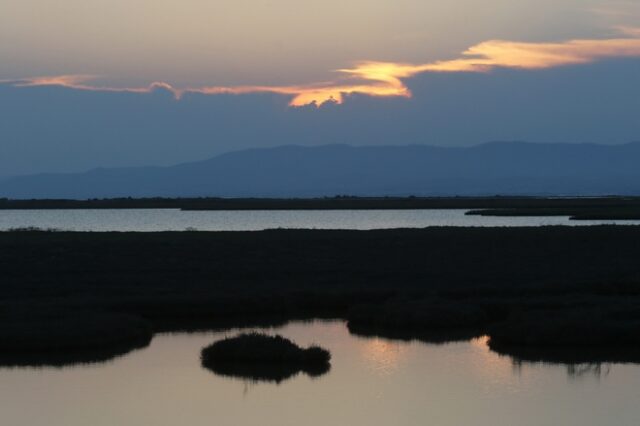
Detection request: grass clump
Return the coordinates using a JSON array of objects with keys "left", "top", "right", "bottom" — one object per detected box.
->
[
  {"left": 348, "top": 298, "right": 488, "bottom": 329},
  {"left": 346, "top": 298, "right": 489, "bottom": 343},
  {"left": 201, "top": 333, "right": 330, "bottom": 383},
  {"left": 487, "top": 306, "right": 640, "bottom": 363},
  {"left": 4, "top": 226, "right": 61, "bottom": 232},
  {"left": 488, "top": 308, "right": 640, "bottom": 348},
  {"left": 0, "top": 312, "right": 153, "bottom": 366}
]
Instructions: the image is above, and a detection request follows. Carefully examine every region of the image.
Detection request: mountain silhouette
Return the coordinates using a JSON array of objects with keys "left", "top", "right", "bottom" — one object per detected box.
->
[{"left": 2, "top": 141, "right": 640, "bottom": 199}]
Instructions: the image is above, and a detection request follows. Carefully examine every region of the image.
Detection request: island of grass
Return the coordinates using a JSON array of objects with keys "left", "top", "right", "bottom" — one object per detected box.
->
[{"left": 201, "top": 333, "right": 331, "bottom": 383}]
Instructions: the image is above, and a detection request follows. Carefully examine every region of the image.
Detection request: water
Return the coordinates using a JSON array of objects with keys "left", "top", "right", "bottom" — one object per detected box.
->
[
  {"left": 1, "top": 321, "right": 638, "bottom": 426},
  {"left": 1, "top": 209, "right": 639, "bottom": 231}
]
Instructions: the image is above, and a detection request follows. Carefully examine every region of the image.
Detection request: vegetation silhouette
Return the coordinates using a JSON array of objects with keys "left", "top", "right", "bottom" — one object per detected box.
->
[
  {"left": 0, "top": 312, "right": 152, "bottom": 367},
  {"left": 346, "top": 298, "right": 487, "bottom": 343},
  {"left": 5, "top": 226, "right": 62, "bottom": 232},
  {"left": 347, "top": 323, "right": 484, "bottom": 345},
  {"left": 2, "top": 226, "right": 640, "bottom": 366},
  {"left": 201, "top": 333, "right": 331, "bottom": 383},
  {"left": 466, "top": 206, "right": 640, "bottom": 220},
  {"left": 2, "top": 195, "right": 640, "bottom": 211},
  {"left": 348, "top": 298, "right": 489, "bottom": 329},
  {"left": 486, "top": 305, "right": 640, "bottom": 363}
]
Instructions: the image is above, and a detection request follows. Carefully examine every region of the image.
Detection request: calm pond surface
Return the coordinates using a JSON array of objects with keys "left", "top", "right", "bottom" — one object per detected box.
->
[
  {"left": 1, "top": 209, "right": 639, "bottom": 231},
  {"left": 1, "top": 320, "right": 639, "bottom": 426}
]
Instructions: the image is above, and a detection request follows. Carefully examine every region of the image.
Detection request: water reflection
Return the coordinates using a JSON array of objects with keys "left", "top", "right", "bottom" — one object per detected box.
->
[
  {"left": 510, "top": 359, "right": 611, "bottom": 380},
  {"left": 566, "top": 364, "right": 611, "bottom": 379},
  {"left": 1, "top": 321, "right": 640, "bottom": 426},
  {"left": 359, "top": 338, "right": 408, "bottom": 376},
  {"left": 2, "top": 209, "right": 640, "bottom": 232},
  {"left": 202, "top": 355, "right": 331, "bottom": 384}
]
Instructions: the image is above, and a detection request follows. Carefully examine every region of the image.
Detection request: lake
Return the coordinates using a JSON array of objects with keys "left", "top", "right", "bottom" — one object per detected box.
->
[
  {"left": 1, "top": 209, "right": 639, "bottom": 231},
  {"left": 1, "top": 320, "right": 638, "bottom": 426}
]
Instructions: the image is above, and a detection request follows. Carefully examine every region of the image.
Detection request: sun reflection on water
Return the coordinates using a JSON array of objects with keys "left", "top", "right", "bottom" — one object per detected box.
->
[{"left": 360, "top": 338, "right": 409, "bottom": 376}]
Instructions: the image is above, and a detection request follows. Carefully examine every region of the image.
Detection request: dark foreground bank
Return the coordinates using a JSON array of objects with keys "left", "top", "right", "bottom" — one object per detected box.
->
[{"left": 2, "top": 226, "right": 640, "bottom": 366}]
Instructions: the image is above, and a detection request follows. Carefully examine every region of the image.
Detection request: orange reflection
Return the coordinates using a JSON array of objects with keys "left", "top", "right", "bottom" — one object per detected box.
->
[
  {"left": 466, "top": 335, "right": 525, "bottom": 383},
  {"left": 360, "top": 338, "right": 407, "bottom": 376},
  {"left": 11, "top": 27, "right": 640, "bottom": 107}
]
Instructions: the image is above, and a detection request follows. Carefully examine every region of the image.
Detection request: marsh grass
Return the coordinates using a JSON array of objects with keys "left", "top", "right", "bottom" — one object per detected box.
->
[
  {"left": 0, "top": 312, "right": 153, "bottom": 366},
  {"left": 3, "top": 226, "right": 62, "bottom": 232},
  {"left": 2, "top": 226, "right": 640, "bottom": 366},
  {"left": 3, "top": 196, "right": 640, "bottom": 211},
  {"left": 466, "top": 207, "right": 640, "bottom": 220},
  {"left": 201, "top": 333, "right": 331, "bottom": 383}
]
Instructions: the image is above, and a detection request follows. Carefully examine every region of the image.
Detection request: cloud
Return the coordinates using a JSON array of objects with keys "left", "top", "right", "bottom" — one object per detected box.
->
[
  {"left": 8, "top": 27, "right": 640, "bottom": 107},
  {"left": 15, "top": 75, "right": 97, "bottom": 88},
  {"left": 426, "top": 35, "right": 640, "bottom": 70},
  {"left": 618, "top": 26, "right": 640, "bottom": 37},
  {"left": 591, "top": 1, "right": 640, "bottom": 20},
  {"left": 14, "top": 75, "right": 183, "bottom": 99}
]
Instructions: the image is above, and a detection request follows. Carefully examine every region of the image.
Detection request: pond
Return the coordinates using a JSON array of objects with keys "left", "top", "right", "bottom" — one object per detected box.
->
[{"left": 1, "top": 320, "right": 639, "bottom": 426}]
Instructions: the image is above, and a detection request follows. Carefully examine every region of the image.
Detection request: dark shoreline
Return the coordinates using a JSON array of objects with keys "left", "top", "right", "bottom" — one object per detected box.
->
[
  {"left": 466, "top": 207, "right": 640, "bottom": 220},
  {"left": 3, "top": 195, "right": 640, "bottom": 221},
  {"left": 2, "top": 226, "right": 640, "bottom": 367},
  {"left": 2, "top": 195, "right": 640, "bottom": 211}
]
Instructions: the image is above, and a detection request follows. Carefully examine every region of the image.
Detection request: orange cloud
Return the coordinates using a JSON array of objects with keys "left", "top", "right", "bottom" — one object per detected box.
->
[
  {"left": 15, "top": 74, "right": 97, "bottom": 88},
  {"left": 438, "top": 36, "right": 640, "bottom": 70},
  {"left": 192, "top": 78, "right": 410, "bottom": 107},
  {"left": 15, "top": 75, "right": 183, "bottom": 99},
  {"left": 10, "top": 28, "right": 640, "bottom": 107}
]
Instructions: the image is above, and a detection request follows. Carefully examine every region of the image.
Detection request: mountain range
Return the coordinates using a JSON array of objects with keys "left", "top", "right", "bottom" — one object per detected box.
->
[{"left": 2, "top": 141, "right": 640, "bottom": 199}]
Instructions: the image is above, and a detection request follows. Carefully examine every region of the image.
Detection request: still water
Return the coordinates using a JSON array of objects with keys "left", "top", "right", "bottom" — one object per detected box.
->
[
  {"left": 1, "top": 321, "right": 639, "bottom": 426},
  {"left": 1, "top": 209, "right": 639, "bottom": 231}
]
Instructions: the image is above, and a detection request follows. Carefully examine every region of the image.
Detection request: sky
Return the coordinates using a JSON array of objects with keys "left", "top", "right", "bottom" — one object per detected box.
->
[{"left": 1, "top": 0, "right": 640, "bottom": 175}]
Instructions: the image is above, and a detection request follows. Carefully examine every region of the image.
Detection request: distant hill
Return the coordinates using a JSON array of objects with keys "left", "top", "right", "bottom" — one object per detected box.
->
[{"left": 2, "top": 142, "right": 640, "bottom": 199}]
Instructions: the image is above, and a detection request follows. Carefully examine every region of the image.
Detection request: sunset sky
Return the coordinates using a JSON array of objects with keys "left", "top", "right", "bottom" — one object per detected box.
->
[{"left": 1, "top": 0, "right": 640, "bottom": 175}]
